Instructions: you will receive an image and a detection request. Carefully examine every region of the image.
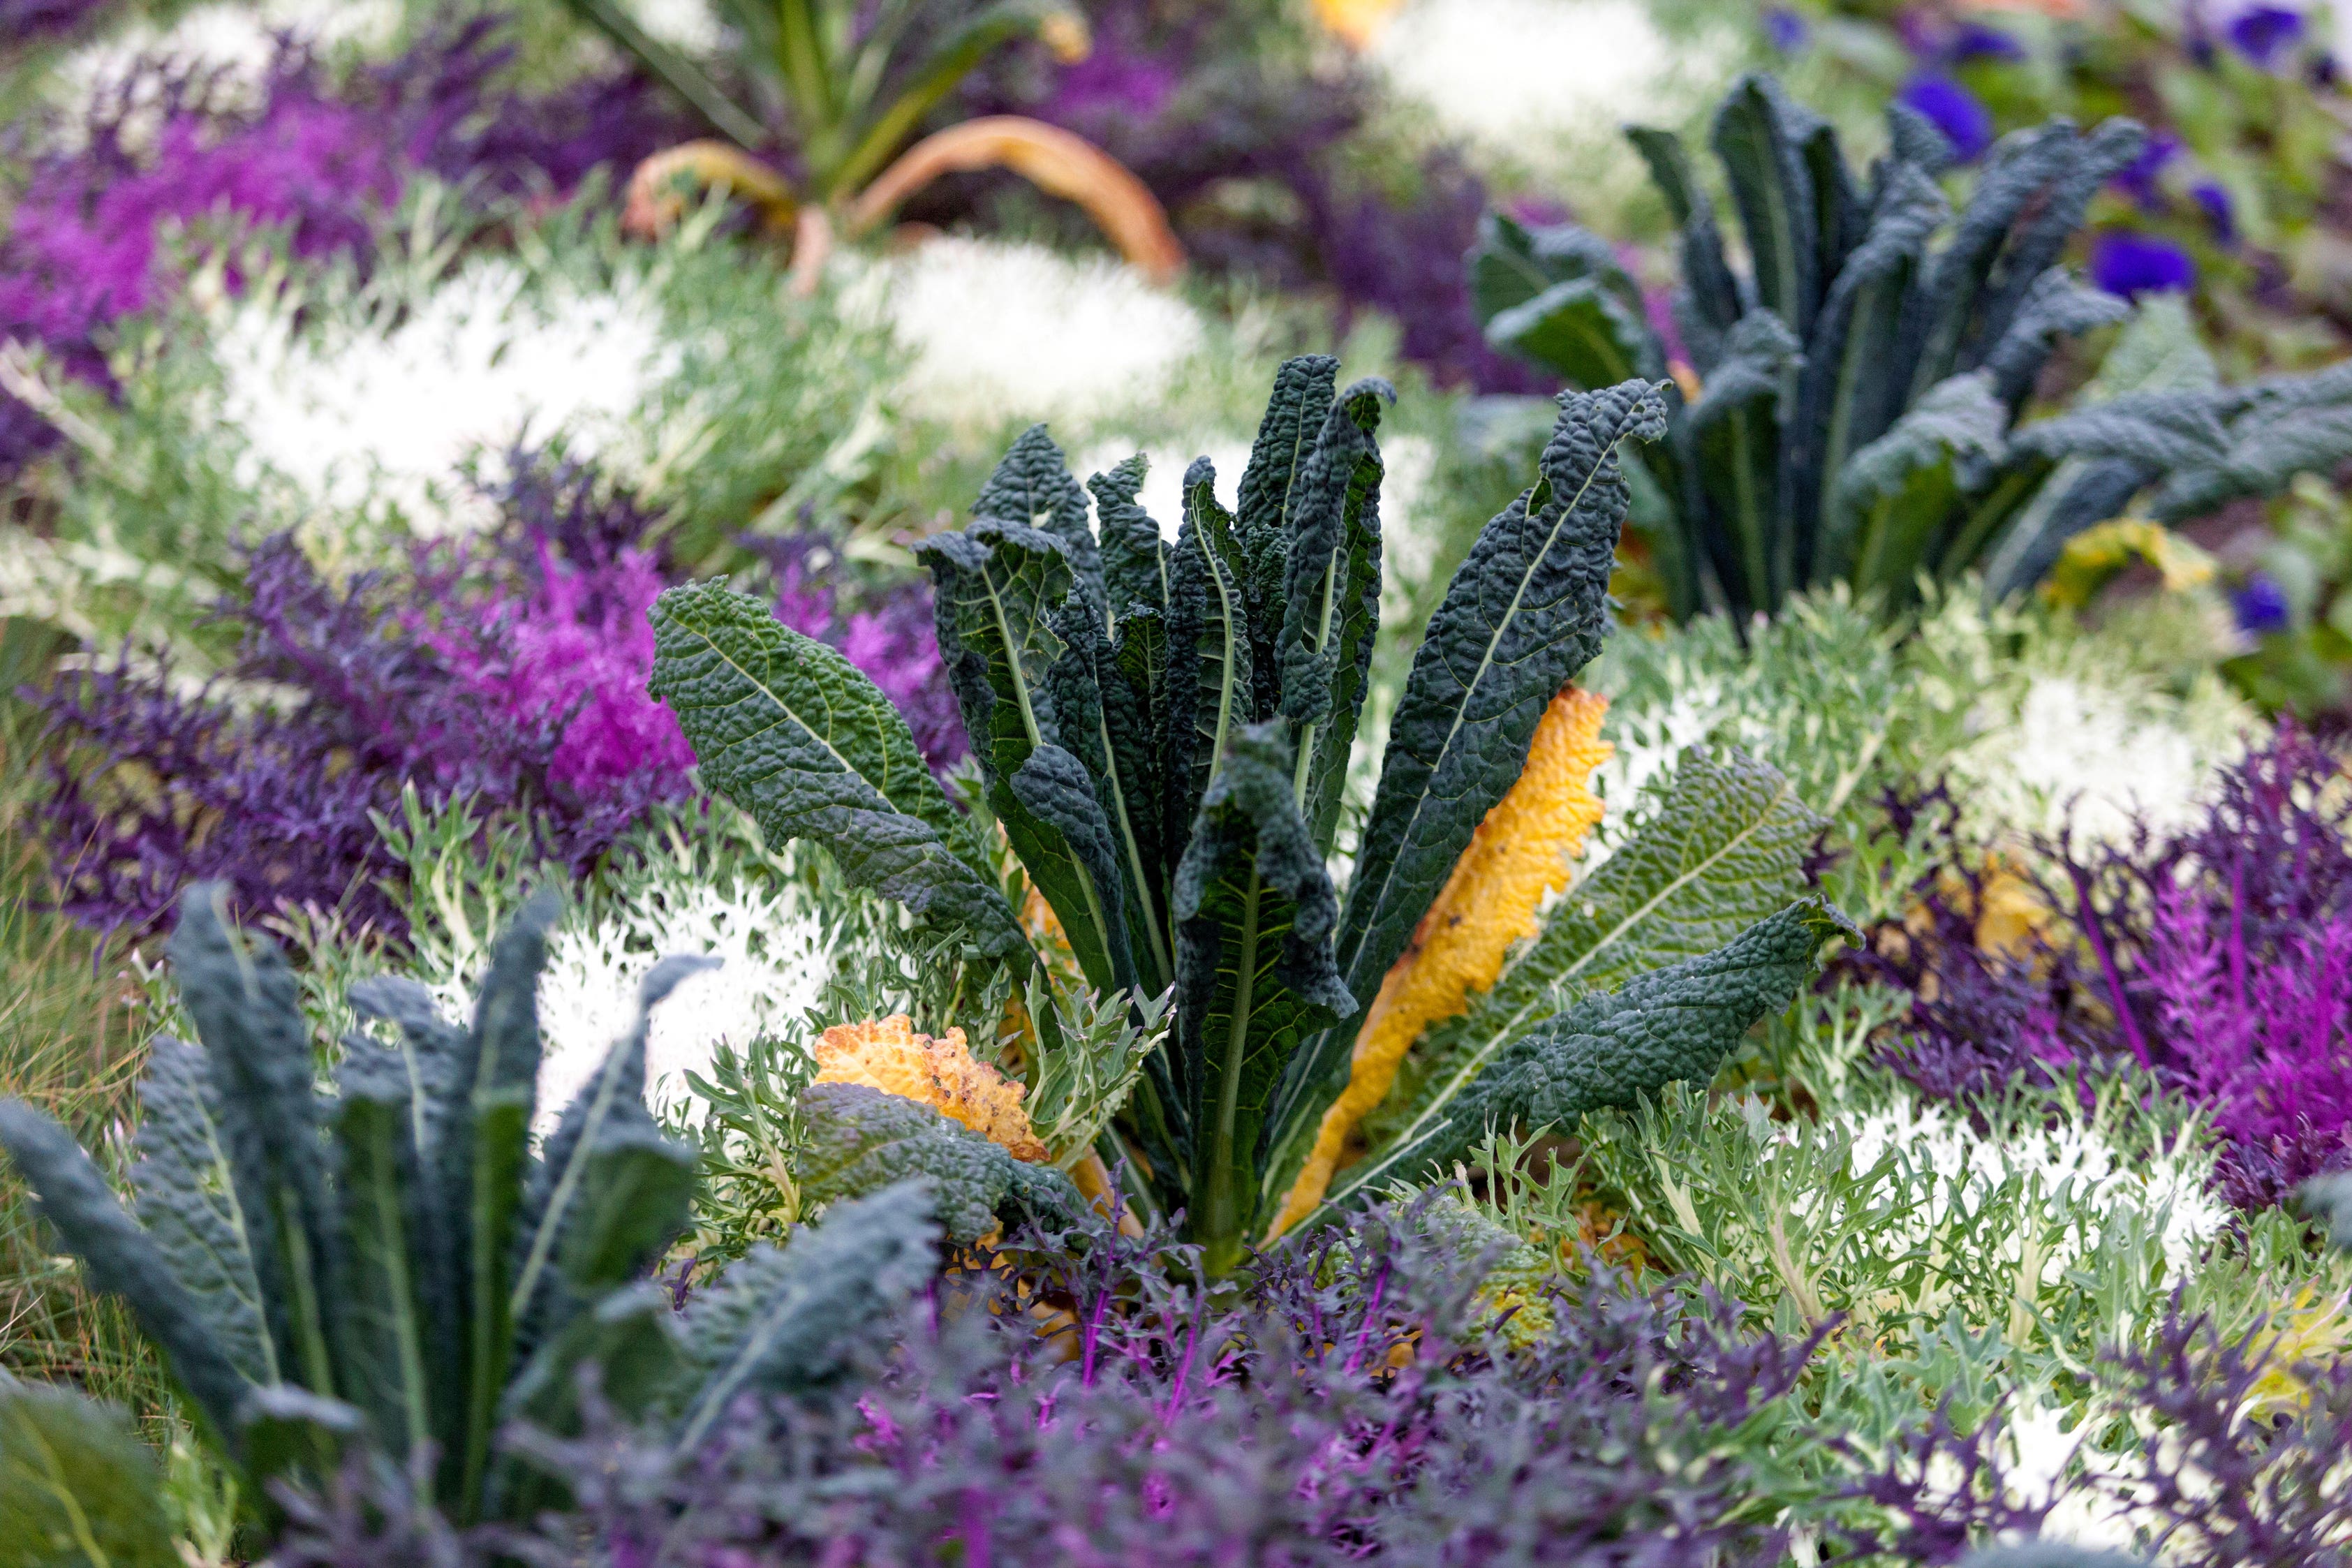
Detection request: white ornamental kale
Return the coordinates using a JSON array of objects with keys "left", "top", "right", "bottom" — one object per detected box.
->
[
  {"left": 212, "top": 261, "right": 679, "bottom": 537},
  {"left": 854, "top": 237, "right": 1207, "bottom": 431}
]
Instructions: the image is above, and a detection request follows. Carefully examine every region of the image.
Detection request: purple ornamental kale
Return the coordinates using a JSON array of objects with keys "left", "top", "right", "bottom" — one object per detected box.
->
[
  {"left": 1861, "top": 730, "right": 2352, "bottom": 1210},
  {"left": 30, "top": 458, "right": 694, "bottom": 946},
  {"left": 0, "top": 22, "right": 688, "bottom": 482}
]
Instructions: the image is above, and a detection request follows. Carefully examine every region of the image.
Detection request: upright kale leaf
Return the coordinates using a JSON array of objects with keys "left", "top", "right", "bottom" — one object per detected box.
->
[{"left": 1472, "top": 71, "right": 2352, "bottom": 617}]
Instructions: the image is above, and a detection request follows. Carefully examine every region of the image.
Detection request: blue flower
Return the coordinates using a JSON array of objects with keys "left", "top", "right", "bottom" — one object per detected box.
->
[
  {"left": 1898, "top": 73, "right": 1993, "bottom": 163},
  {"left": 2089, "top": 230, "right": 2197, "bottom": 298},
  {"left": 2226, "top": 4, "right": 2306, "bottom": 68},
  {"left": 2109, "top": 132, "right": 2180, "bottom": 210},
  {"left": 2191, "top": 180, "right": 2238, "bottom": 247},
  {"left": 1763, "top": 6, "right": 1807, "bottom": 54},
  {"left": 2233, "top": 573, "right": 2291, "bottom": 635},
  {"left": 1950, "top": 21, "right": 2024, "bottom": 61}
]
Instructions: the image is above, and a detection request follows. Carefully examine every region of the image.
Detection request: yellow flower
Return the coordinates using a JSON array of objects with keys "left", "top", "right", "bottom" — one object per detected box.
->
[
  {"left": 813, "top": 1014, "right": 1050, "bottom": 1162},
  {"left": 1266, "top": 684, "right": 1613, "bottom": 1238},
  {"left": 2242, "top": 1287, "right": 2352, "bottom": 1419},
  {"left": 1313, "top": 0, "right": 1407, "bottom": 48}
]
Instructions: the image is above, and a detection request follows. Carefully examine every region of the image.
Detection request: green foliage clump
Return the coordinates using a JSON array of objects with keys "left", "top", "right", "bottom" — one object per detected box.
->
[
  {"left": 1474, "top": 72, "right": 2352, "bottom": 619},
  {"left": 651, "top": 355, "right": 1854, "bottom": 1274},
  {"left": 0, "top": 885, "right": 945, "bottom": 1528}
]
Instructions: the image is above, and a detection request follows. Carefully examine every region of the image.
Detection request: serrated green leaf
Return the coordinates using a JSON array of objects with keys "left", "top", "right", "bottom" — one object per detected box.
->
[
  {"left": 973, "top": 423, "right": 1102, "bottom": 619},
  {"left": 1333, "top": 896, "right": 1856, "bottom": 1204},
  {"left": 1365, "top": 746, "right": 1824, "bottom": 1160},
  {"left": 649, "top": 580, "right": 1026, "bottom": 963}
]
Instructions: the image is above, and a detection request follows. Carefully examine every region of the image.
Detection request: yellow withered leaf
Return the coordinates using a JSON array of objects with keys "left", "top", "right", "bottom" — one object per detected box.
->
[
  {"left": 1265, "top": 684, "right": 1613, "bottom": 1238},
  {"left": 813, "top": 1014, "right": 1051, "bottom": 1163}
]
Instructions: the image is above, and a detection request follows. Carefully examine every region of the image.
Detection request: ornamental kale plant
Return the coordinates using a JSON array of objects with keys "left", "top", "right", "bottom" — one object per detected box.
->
[
  {"left": 650, "top": 356, "right": 1851, "bottom": 1273},
  {"left": 0, "top": 885, "right": 950, "bottom": 1527},
  {"left": 1862, "top": 728, "right": 2352, "bottom": 1210},
  {"left": 31, "top": 466, "right": 691, "bottom": 945},
  {"left": 1471, "top": 72, "right": 2352, "bottom": 619},
  {"left": 0, "top": 23, "right": 687, "bottom": 483},
  {"left": 265, "top": 1196, "right": 2026, "bottom": 1568}
]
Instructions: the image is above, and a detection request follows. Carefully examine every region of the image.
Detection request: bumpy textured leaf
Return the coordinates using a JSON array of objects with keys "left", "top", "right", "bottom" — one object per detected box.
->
[
  {"left": 1268, "top": 686, "right": 1613, "bottom": 1236},
  {"left": 796, "top": 1081, "right": 1079, "bottom": 1246},
  {"left": 1160, "top": 460, "right": 1256, "bottom": 864},
  {"left": 0, "top": 1375, "right": 177, "bottom": 1568},
  {"left": 1277, "top": 376, "right": 1391, "bottom": 853},
  {"left": 1089, "top": 454, "right": 1169, "bottom": 620},
  {"left": 1233, "top": 357, "right": 1340, "bottom": 706},
  {"left": 1332, "top": 897, "right": 1856, "bottom": 1204},
  {"left": 168, "top": 885, "right": 341, "bottom": 1395},
  {"left": 672, "top": 1181, "right": 940, "bottom": 1451},
  {"left": 973, "top": 423, "right": 1102, "bottom": 618},
  {"left": 1981, "top": 269, "right": 2129, "bottom": 408},
  {"left": 1972, "top": 118, "right": 2145, "bottom": 355},
  {"left": 1298, "top": 382, "right": 1668, "bottom": 1145},
  {"left": 1171, "top": 723, "right": 1354, "bottom": 1271},
  {"left": 126, "top": 1038, "right": 276, "bottom": 1390},
  {"left": 332, "top": 1049, "right": 434, "bottom": 1462},
  {"left": 1793, "top": 161, "right": 1948, "bottom": 568},
  {"left": 1688, "top": 311, "right": 1801, "bottom": 614},
  {"left": 1625, "top": 130, "right": 1741, "bottom": 371},
  {"left": 649, "top": 581, "right": 1023, "bottom": 962},
  {"left": 922, "top": 520, "right": 1133, "bottom": 989},
  {"left": 0, "top": 1104, "right": 253, "bottom": 1443},
  {"left": 1827, "top": 371, "right": 2008, "bottom": 592},
  {"left": 2152, "top": 360, "right": 2352, "bottom": 521},
  {"left": 1711, "top": 76, "right": 1822, "bottom": 339},
  {"left": 1367, "top": 746, "right": 1823, "bottom": 1164},
  {"left": 1473, "top": 214, "right": 1668, "bottom": 388}
]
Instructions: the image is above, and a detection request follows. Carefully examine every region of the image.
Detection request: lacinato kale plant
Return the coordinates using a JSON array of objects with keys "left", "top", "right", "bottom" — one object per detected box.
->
[
  {"left": 650, "top": 356, "right": 1853, "bottom": 1272},
  {"left": 1472, "top": 72, "right": 2352, "bottom": 619},
  {"left": 1858, "top": 728, "right": 2352, "bottom": 1209},
  {"left": 0, "top": 885, "right": 967, "bottom": 1527}
]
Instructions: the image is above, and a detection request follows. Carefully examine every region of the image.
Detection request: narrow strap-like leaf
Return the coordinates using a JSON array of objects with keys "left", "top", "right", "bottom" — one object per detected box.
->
[
  {"left": 1278, "top": 376, "right": 1392, "bottom": 854},
  {"left": 1687, "top": 311, "right": 1801, "bottom": 615},
  {"left": 1160, "top": 460, "right": 1257, "bottom": 871},
  {"left": 1297, "top": 382, "right": 1669, "bottom": 1147},
  {"left": 168, "top": 885, "right": 341, "bottom": 1399},
  {"left": 1090, "top": 454, "right": 1171, "bottom": 620},
  {"left": 1627, "top": 128, "right": 1743, "bottom": 360},
  {"left": 331, "top": 1051, "right": 436, "bottom": 1465},
  {"left": 1330, "top": 896, "right": 1856, "bottom": 1206},
  {"left": 0, "top": 1103, "right": 255, "bottom": 1448},
  {"left": 974, "top": 423, "right": 1103, "bottom": 620},
  {"left": 1711, "top": 75, "right": 1822, "bottom": 339},
  {"left": 1828, "top": 371, "right": 2008, "bottom": 593},
  {"left": 1234, "top": 356, "right": 1340, "bottom": 715},
  {"left": 1171, "top": 724, "right": 1353, "bottom": 1274}
]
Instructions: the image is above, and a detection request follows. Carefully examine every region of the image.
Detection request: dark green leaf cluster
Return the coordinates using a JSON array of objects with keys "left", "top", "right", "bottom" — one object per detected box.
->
[
  {"left": 0, "top": 887, "right": 942, "bottom": 1527},
  {"left": 1474, "top": 72, "right": 2352, "bottom": 617},
  {"left": 653, "top": 358, "right": 1855, "bottom": 1276},
  {"left": 794, "top": 1081, "right": 1081, "bottom": 1246}
]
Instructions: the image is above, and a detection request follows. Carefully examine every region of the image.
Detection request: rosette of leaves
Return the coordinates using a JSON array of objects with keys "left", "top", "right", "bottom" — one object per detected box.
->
[
  {"left": 0, "top": 886, "right": 945, "bottom": 1528},
  {"left": 563, "top": 0, "right": 1183, "bottom": 280},
  {"left": 1472, "top": 72, "right": 2352, "bottom": 619},
  {"left": 651, "top": 356, "right": 1854, "bottom": 1274}
]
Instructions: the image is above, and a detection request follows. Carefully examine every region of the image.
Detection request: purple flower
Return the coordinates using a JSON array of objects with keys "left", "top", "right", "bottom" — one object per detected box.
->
[
  {"left": 1897, "top": 73, "right": 1993, "bottom": 162},
  {"left": 2191, "top": 179, "right": 2238, "bottom": 246},
  {"left": 2110, "top": 130, "right": 2180, "bottom": 209},
  {"left": 1763, "top": 8, "right": 1808, "bottom": 54},
  {"left": 2225, "top": 3, "right": 2307, "bottom": 68},
  {"left": 2233, "top": 572, "right": 2291, "bottom": 633},
  {"left": 1949, "top": 21, "right": 2025, "bottom": 61},
  {"left": 2089, "top": 230, "right": 2197, "bottom": 297}
]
